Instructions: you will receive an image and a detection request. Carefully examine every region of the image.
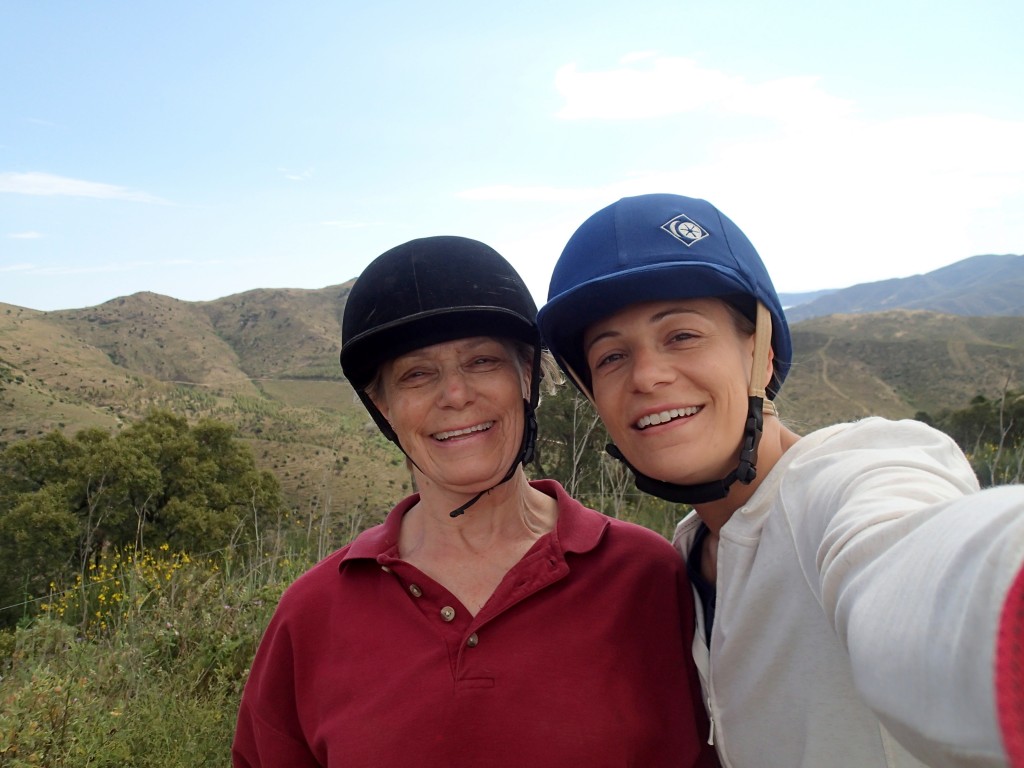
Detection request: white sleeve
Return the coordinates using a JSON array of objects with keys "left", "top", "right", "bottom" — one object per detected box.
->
[{"left": 784, "top": 418, "right": 1024, "bottom": 768}]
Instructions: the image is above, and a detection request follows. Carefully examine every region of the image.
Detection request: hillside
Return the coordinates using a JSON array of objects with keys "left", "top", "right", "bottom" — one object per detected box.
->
[
  {"left": 0, "top": 289, "right": 411, "bottom": 530},
  {"left": 780, "top": 310, "right": 1024, "bottom": 431},
  {"left": 786, "top": 253, "right": 1024, "bottom": 322},
  {"left": 3, "top": 271, "right": 1024, "bottom": 520}
]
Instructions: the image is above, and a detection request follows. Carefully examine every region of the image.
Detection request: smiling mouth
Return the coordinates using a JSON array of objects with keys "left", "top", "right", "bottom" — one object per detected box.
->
[
  {"left": 635, "top": 406, "right": 701, "bottom": 430},
  {"left": 432, "top": 421, "right": 495, "bottom": 441}
]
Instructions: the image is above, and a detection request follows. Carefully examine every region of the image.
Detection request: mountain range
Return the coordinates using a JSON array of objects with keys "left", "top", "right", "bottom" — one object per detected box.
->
[
  {"left": 1, "top": 252, "right": 1022, "bottom": 517},
  {"left": 782, "top": 253, "right": 1024, "bottom": 322}
]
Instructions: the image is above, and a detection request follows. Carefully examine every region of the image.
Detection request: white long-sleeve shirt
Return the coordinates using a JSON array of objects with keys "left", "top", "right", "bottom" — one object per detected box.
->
[{"left": 674, "top": 417, "right": 1023, "bottom": 767}]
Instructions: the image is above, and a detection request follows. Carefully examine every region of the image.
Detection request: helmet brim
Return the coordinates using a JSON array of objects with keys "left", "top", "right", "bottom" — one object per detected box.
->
[
  {"left": 539, "top": 260, "right": 791, "bottom": 396},
  {"left": 341, "top": 306, "right": 538, "bottom": 391}
]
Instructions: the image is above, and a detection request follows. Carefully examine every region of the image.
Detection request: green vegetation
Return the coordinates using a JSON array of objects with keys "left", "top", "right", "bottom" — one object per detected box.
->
[
  {"left": 0, "top": 411, "right": 285, "bottom": 629},
  {"left": 2, "top": 291, "right": 1023, "bottom": 765},
  {"left": 916, "top": 387, "right": 1024, "bottom": 486},
  {"left": 0, "top": 546, "right": 310, "bottom": 766},
  {"left": 0, "top": 413, "right": 305, "bottom": 766},
  {"left": 1, "top": 384, "right": 1021, "bottom": 764},
  {"left": 534, "top": 386, "right": 681, "bottom": 538},
  {"left": 0, "top": 395, "right": 686, "bottom": 766}
]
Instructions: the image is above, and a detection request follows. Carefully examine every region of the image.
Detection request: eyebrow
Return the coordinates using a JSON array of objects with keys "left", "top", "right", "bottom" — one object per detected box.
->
[{"left": 585, "top": 307, "right": 704, "bottom": 356}]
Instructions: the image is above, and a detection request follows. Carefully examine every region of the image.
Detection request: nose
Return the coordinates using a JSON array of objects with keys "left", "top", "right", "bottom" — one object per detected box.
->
[
  {"left": 436, "top": 366, "right": 474, "bottom": 407},
  {"left": 629, "top": 346, "right": 676, "bottom": 392}
]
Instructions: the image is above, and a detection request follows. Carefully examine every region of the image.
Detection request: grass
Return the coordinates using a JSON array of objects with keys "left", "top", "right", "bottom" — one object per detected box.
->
[
  {"left": 0, "top": 541, "right": 317, "bottom": 767},
  {"left": 3, "top": 294, "right": 1024, "bottom": 764},
  {"left": 6, "top": 296, "right": 1024, "bottom": 517},
  {"left": 0, "top": 478, "right": 679, "bottom": 767},
  {"left": 3, "top": 442, "right": 1021, "bottom": 766}
]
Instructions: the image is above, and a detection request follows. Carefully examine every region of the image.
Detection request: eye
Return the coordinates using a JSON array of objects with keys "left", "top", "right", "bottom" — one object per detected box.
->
[
  {"left": 396, "top": 367, "right": 433, "bottom": 386},
  {"left": 590, "top": 348, "right": 625, "bottom": 371},
  {"left": 668, "top": 330, "right": 697, "bottom": 344},
  {"left": 466, "top": 351, "right": 507, "bottom": 371}
]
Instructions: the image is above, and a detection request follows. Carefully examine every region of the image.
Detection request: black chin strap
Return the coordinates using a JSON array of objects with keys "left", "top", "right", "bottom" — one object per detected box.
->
[
  {"left": 606, "top": 395, "right": 764, "bottom": 506},
  {"left": 448, "top": 341, "right": 541, "bottom": 518},
  {"left": 448, "top": 400, "right": 537, "bottom": 517},
  {"left": 604, "top": 301, "right": 774, "bottom": 507}
]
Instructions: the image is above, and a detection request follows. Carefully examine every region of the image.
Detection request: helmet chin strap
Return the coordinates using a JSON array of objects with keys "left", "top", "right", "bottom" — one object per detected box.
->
[
  {"left": 450, "top": 342, "right": 542, "bottom": 517},
  {"left": 606, "top": 302, "right": 773, "bottom": 506},
  {"left": 448, "top": 399, "right": 537, "bottom": 517}
]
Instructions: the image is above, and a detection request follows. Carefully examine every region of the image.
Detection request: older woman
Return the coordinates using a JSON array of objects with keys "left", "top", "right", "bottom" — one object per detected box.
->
[
  {"left": 539, "top": 193, "right": 1024, "bottom": 768},
  {"left": 232, "top": 236, "right": 718, "bottom": 768}
]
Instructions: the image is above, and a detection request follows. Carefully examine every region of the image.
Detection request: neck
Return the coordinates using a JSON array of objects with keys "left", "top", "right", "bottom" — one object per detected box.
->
[
  {"left": 401, "top": 470, "right": 556, "bottom": 556},
  {"left": 694, "top": 415, "right": 801, "bottom": 534}
]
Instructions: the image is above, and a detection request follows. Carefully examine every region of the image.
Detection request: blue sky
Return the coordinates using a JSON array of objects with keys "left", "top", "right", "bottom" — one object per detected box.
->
[{"left": 2, "top": 1, "right": 1022, "bottom": 311}]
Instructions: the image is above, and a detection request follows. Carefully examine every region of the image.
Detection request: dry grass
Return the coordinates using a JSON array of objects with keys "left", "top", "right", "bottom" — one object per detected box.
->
[{"left": 4, "top": 297, "right": 1024, "bottom": 513}]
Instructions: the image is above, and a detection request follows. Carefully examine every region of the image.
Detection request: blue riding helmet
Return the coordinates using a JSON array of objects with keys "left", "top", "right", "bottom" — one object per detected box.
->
[
  {"left": 539, "top": 193, "right": 793, "bottom": 504},
  {"left": 539, "top": 193, "right": 791, "bottom": 399}
]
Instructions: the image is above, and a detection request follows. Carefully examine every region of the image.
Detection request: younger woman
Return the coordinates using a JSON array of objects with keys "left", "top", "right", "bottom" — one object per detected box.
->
[{"left": 539, "top": 194, "right": 1024, "bottom": 767}]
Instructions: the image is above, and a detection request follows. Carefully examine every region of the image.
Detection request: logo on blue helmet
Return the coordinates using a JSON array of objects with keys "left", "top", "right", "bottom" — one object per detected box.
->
[{"left": 660, "top": 214, "right": 709, "bottom": 246}]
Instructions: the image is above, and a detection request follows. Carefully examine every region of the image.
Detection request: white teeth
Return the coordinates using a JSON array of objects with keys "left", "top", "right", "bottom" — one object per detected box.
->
[
  {"left": 636, "top": 407, "right": 700, "bottom": 430},
  {"left": 433, "top": 422, "right": 494, "bottom": 441}
]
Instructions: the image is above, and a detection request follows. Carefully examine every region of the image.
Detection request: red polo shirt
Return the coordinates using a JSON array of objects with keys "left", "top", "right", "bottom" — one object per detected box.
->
[{"left": 233, "top": 479, "right": 716, "bottom": 767}]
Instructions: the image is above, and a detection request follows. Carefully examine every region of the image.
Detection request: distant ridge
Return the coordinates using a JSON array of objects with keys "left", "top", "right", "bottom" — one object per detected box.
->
[
  {"left": 778, "top": 289, "right": 838, "bottom": 309},
  {"left": 785, "top": 254, "right": 1024, "bottom": 322},
  {"left": 3, "top": 252, "right": 1024, "bottom": 514}
]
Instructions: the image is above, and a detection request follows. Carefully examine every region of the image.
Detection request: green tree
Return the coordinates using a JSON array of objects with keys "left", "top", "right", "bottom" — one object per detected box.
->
[
  {"left": 534, "top": 386, "right": 683, "bottom": 538},
  {"left": 0, "top": 431, "right": 79, "bottom": 507},
  {"left": 533, "top": 386, "right": 606, "bottom": 500},
  {"left": 0, "top": 411, "right": 284, "bottom": 627},
  {"left": 0, "top": 485, "right": 80, "bottom": 622},
  {"left": 922, "top": 387, "right": 1024, "bottom": 487}
]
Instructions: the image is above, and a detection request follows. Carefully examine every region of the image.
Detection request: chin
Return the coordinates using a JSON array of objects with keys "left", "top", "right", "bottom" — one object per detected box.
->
[
  {"left": 632, "top": 453, "right": 725, "bottom": 486},
  {"left": 438, "top": 465, "right": 512, "bottom": 493}
]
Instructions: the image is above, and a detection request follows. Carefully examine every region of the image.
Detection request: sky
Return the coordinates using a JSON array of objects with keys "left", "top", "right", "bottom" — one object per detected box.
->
[{"left": 2, "top": 1, "right": 1023, "bottom": 312}]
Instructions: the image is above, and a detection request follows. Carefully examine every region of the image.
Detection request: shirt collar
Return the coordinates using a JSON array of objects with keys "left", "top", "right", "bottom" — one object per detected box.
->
[{"left": 338, "top": 479, "right": 607, "bottom": 572}]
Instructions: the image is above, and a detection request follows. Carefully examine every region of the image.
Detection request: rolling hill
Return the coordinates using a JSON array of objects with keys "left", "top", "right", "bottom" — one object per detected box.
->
[
  {"left": 0, "top": 285, "right": 411, "bottom": 528},
  {"left": 2, "top": 252, "right": 1023, "bottom": 520},
  {"left": 785, "top": 253, "right": 1024, "bottom": 322}
]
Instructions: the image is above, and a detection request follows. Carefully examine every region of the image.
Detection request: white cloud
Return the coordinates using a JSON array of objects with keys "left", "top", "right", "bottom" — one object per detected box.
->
[
  {"left": 681, "top": 112, "right": 1024, "bottom": 288},
  {"left": 7, "top": 231, "right": 43, "bottom": 239},
  {"left": 487, "top": 65, "right": 1024, "bottom": 293},
  {"left": 280, "top": 167, "right": 314, "bottom": 181},
  {"left": 0, "top": 172, "right": 164, "bottom": 202},
  {"left": 0, "top": 263, "right": 34, "bottom": 273},
  {"left": 555, "top": 54, "right": 854, "bottom": 124}
]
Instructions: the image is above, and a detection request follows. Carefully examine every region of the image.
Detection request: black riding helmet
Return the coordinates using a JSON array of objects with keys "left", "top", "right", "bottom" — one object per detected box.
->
[{"left": 340, "top": 236, "right": 542, "bottom": 516}]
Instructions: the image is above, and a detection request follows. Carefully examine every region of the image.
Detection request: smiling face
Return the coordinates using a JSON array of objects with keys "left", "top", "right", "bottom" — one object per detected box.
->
[
  {"left": 370, "top": 336, "right": 530, "bottom": 495},
  {"left": 584, "top": 298, "right": 767, "bottom": 486}
]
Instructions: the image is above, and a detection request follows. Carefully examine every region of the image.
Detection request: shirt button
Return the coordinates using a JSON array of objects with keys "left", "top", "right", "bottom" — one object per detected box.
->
[
  {"left": 409, "top": 584, "right": 423, "bottom": 597},
  {"left": 466, "top": 633, "right": 479, "bottom": 647},
  {"left": 440, "top": 606, "right": 456, "bottom": 622}
]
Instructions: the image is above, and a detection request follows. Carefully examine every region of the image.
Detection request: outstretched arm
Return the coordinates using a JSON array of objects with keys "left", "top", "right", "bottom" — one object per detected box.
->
[{"left": 790, "top": 419, "right": 1024, "bottom": 767}]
